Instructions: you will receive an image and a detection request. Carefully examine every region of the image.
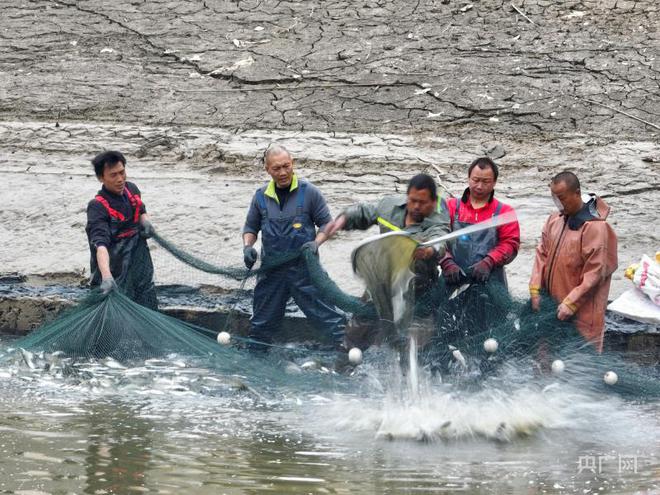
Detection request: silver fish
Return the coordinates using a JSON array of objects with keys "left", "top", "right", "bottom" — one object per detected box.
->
[
  {"left": 451, "top": 348, "right": 467, "bottom": 368},
  {"left": 19, "top": 348, "right": 37, "bottom": 370}
]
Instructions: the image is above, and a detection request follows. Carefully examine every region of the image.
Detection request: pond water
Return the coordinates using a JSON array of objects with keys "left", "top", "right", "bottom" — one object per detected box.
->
[{"left": 0, "top": 336, "right": 658, "bottom": 495}]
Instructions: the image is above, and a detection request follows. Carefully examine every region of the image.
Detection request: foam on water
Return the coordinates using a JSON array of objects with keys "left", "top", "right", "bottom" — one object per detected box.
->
[
  {"left": 2, "top": 340, "right": 658, "bottom": 447},
  {"left": 301, "top": 342, "right": 660, "bottom": 452},
  {"left": 0, "top": 337, "right": 659, "bottom": 494}
]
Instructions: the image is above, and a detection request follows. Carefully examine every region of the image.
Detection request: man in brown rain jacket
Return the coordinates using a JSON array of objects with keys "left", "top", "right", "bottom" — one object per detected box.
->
[{"left": 529, "top": 171, "right": 618, "bottom": 352}]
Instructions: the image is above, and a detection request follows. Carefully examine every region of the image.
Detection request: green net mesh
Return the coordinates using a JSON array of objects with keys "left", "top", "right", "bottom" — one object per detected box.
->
[
  {"left": 302, "top": 250, "right": 376, "bottom": 318},
  {"left": 151, "top": 232, "right": 300, "bottom": 280},
  {"left": 13, "top": 290, "right": 220, "bottom": 360},
  {"left": 122, "top": 237, "right": 158, "bottom": 309},
  {"left": 351, "top": 232, "right": 418, "bottom": 329},
  {"left": 415, "top": 285, "right": 660, "bottom": 399},
  {"left": 5, "top": 289, "right": 342, "bottom": 393},
  {"left": 3, "top": 230, "right": 659, "bottom": 400}
]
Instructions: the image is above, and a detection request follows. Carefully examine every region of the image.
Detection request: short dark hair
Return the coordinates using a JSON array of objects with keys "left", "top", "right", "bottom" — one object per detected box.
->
[
  {"left": 551, "top": 171, "right": 581, "bottom": 192},
  {"left": 468, "top": 157, "right": 499, "bottom": 181},
  {"left": 407, "top": 173, "right": 437, "bottom": 200},
  {"left": 92, "top": 151, "right": 126, "bottom": 178}
]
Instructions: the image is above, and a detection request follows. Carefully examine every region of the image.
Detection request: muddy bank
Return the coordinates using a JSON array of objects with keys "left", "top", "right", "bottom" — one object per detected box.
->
[
  {"left": 1, "top": 1, "right": 659, "bottom": 334},
  {"left": 1, "top": 120, "right": 658, "bottom": 301}
]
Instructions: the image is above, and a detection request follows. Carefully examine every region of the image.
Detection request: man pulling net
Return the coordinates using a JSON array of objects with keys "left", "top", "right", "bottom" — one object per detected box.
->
[
  {"left": 325, "top": 173, "right": 451, "bottom": 349},
  {"left": 433, "top": 157, "right": 521, "bottom": 344},
  {"left": 242, "top": 144, "right": 346, "bottom": 352},
  {"left": 5, "top": 154, "right": 660, "bottom": 399},
  {"left": 86, "top": 151, "right": 157, "bottom": 309}
]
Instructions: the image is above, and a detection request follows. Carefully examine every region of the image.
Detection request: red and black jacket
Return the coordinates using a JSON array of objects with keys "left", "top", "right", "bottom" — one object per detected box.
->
[
  {"left": 440, "top": 188, "right": 520, "bottom": 267},
  {"left": 86, "top": 182, "right": 146, "bottom": 250}
]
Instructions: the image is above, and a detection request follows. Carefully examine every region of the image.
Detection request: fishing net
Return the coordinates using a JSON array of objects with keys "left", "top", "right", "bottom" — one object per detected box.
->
[
  {"left": 12, "top": 289, "right": 221, "bottom": 360},
  {"left": 5, "top": 232, "right": 363, "bottom": 363},
  {"left": 436, "top": 290, "right": 660, "bottom": 401},
  {"left": 152, "top": 233, "right": 299, "bottom": 280},
  {"left": 345, "top": 232, "right": 660, "bottom": 400},
  {"left": 3, "top": 228, "right": 659, "bottom": 400},
  {"left": 5, "top": 288, "right": 345, "bottom": 393},
  {"left": 351, "top": 232, "right": 417, "bottom": 329}
]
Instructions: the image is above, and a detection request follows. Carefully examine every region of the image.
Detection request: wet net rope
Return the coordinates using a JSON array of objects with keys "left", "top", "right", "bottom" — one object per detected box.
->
[
  {"left": 4, "top": 231, "right": 659, "bottom": 399},
  {"left": 152, "top": 231, "right": 377, "bottom": 317}
]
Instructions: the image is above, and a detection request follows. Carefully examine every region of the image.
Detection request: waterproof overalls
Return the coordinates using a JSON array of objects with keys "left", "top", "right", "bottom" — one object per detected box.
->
[
  {"left": 87, "top": 185, "right": 157, "bottom": 309},
  {"left": 529, "top": 196, "right": 618, "bottom": 352},
  {"left": 450, "top": 200, "right": 507, "bottom": 287},
  {"left": 248, "top": 179, "right": 345, "bottom": 346}
]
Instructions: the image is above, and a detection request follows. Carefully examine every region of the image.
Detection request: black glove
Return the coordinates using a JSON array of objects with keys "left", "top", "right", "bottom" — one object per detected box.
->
[
  {"left": 301, "top": 240, "right": 318, "bottom": 255},
  {"left": 440, "top": 257, "right": 462, "bottom": 285},
  {"left": 243, "top": 246, "right": 258, "bottom": 269},
  {"left": 470, "top": 256, "right": 494, "bottom": 282},
  {"left": 100, "top": 277, "right": 117, "bottom": 294},
  {"left": 140, "top": 219, "right": 155, "bottom": 239}
]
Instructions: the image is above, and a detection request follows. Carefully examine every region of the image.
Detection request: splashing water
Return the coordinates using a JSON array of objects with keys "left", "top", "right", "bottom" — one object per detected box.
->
[
  {"left": 1, "top": 334, "right": 659, "bottom": 494},
  {"left": 407, "top": 335, "right": 420, "bottom": 403}
]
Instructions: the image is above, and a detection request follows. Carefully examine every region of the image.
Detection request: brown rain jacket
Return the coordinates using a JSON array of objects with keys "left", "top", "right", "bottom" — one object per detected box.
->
[{"left": 529, "top": 196, "right": 618, "bottom": 352}]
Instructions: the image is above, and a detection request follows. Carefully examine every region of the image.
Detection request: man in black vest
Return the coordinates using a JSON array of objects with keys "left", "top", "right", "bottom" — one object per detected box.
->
[{"left": 85, "top": 151, "right": 157, "bottom": 309}]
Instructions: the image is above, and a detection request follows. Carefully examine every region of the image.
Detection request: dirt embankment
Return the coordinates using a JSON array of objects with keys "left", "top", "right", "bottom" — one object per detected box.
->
[{"left": 1, "top": 0, "right": 658, "bottom": 138}]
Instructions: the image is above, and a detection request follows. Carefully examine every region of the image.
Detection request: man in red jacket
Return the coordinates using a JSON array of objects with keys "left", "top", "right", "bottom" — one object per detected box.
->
[{"left": 439, "top": 157, "right": 520, "bottom": 287}]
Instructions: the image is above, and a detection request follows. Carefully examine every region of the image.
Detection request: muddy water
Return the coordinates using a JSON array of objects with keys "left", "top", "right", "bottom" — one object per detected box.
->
[{"left": 0, "top": 341, "right": 658, "bottom": 494}]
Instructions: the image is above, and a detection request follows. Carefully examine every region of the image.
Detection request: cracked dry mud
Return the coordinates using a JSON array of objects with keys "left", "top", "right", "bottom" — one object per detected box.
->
[{"left": 0, "top": 0, "right": 658, "bottom": 310}]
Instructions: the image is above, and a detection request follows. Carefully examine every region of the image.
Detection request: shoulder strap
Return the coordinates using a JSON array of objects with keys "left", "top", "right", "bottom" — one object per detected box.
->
[
  {"left": 296, "top": 182, "right": 307, "bottom": 215},
  {"left": 95, "top": 195, "right": 126, "bottom": 221},
  {"left": 453, "top": 200, "right": 461, "bottom": 223},
  {"left": 256, "top": 188, "right": 268, "bottom": 219},
  {"left": 124, "top": 187, "right": 142, "bottom": 223}
]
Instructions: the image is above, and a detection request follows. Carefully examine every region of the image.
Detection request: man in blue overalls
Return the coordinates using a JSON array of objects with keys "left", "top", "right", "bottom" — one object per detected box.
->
[
  {"left": 86, "top": 151, "right": 157, "bottom": 309},
  {"left": 242, "top": 144, "right": 345, "bottom": 350}
]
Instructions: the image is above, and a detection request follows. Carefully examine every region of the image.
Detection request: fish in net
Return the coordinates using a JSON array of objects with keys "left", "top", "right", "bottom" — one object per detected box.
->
[
  {"left": 2, "top": 230, "right": 658, "bottom": 400},
  {"left": 346, "top": 230, "right": 660, "bottom": 400}
]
